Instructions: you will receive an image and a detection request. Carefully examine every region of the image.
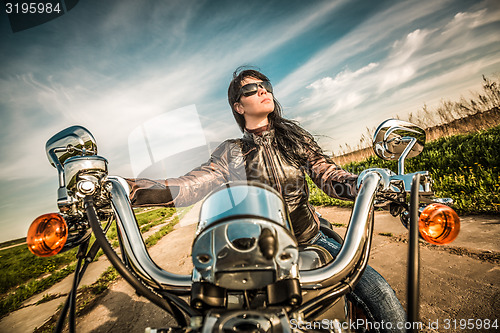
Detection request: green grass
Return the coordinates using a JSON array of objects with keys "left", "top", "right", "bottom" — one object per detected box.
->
[
  {"left": 79, "top": 266, "right": 119, "bottom": 299},
  {"left": 0, "top": 246, "right": 78, "bottom": 294},
  {"left": 307, "top": 176, "right": 354, "bottom": 208},
  {"left": 104, "top": 207, "right": 176, "bottom": 240},
  {"left": 0, "top": 263, "right": 77, "bottom": 317},
  {"left": 145, "top": 217, "right": 179, "bottom": 247},
  {"left": 139, "top": 208, "right": 176, "bottom": 233},
  {"left": 136, "top": 208, "right": 176, "bottom": 225},
  {"left": 33, "top": 266, "right": 120, "bottom": 333},
  {"left": 309, "top": 125, "right": 500, "bottom": 214},
  {"left": 35, "top": 293, "right": 60, "bottom": 305}
]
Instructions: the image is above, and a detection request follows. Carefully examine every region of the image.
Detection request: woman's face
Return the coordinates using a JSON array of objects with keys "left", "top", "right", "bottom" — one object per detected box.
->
[{"left": 234, "top": 76, "right": 275, "bottom": 126}]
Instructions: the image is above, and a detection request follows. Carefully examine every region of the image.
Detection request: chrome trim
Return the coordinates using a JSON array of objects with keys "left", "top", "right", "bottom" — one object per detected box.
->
[
  {"left": 45, "top": 126, "right": 98, "bottom": 210},
  {"left": 193, "top": 183, "right": 298, "bottom": 290},
  {"left": 357, "top": 168, "right": 394, "bottom": 192},
  {"left": 397, "top": 136, "right": 416, "bottom": 175},
  {"left": 431, "top": 197, "right": 454, "bottom": 205},
  {"left": 373, "top": 119, "right": 425, "bottom": 162},
  {"left": 192, "top": 219, "right": 299, "bottom": 290},
  {"left": 199, "top": 309, "right": 293, "bottom": 333},
  {"left": 300, "top": 171, "right": 381, "bottom": 288},
  {"left": 298, "top": 245, "right": 333, "bottom": 271},
  {"left": 107, "top": 176, "right": 192, "bottom": 291},
  {"left": 45, "top": 125, "right": 97, "bottom": 167},
  {"left": 390, "top": 171, "right": 429, "bottom": 192},
  {"left": 373, "top": 119, "right": 426, "bottom": 175},
  {"left": 64, "top": 156, "right": 108, "bottom": 193}
]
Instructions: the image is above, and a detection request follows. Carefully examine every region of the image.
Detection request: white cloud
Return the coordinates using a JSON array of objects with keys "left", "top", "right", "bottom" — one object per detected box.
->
[
  {"left": 378, "top": 29, "right": 430, "bottom": 91},
  {"left": 276, "top": 0, "right": 451, "bottom": 101},
  {"left": 298, "top": 62, "right": 379, "bottom": 114},
  {"left": 442, "top": 8, "right": 498, "bottom": 35}
]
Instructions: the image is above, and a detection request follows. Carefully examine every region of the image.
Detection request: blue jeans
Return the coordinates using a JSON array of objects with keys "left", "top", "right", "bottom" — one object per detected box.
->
[{"left": 312, "top": 232, "right": 407, "bottom": 333}]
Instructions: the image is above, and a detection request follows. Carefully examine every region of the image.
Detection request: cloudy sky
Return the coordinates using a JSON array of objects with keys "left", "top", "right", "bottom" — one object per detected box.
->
[{"left": 1, "top": 0, "right": 499, "bottom": 242}]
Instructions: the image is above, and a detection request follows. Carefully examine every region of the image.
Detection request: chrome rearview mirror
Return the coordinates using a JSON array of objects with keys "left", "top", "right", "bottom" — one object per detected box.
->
[
  {"left": 45, "top": 126, "right": 98, "bottom": 209},
  {"left": 46, "top": 126, "right": 97, "bottom": 168},
  {"left": 373, "top": 119, "right": 426, "bottom": 175}
]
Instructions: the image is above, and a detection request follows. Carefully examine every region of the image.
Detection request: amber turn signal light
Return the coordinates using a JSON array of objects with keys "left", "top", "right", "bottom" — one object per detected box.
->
[
  {"left": 419, "top": 203, "right": 460, "bottom": 245},
  {"left": 27, "top": 213, "right": 68, "bottom": 257}
]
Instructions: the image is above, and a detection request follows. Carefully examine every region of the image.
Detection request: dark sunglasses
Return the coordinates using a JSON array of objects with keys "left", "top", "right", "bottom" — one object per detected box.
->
[{"left": 237, "top": 81, "right": 273, "bottom": 100}]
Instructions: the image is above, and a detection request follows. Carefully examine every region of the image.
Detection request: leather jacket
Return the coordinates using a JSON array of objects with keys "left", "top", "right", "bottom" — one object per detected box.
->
[{"left": 127, "top": 127, "right": 358, "bottom": 244}]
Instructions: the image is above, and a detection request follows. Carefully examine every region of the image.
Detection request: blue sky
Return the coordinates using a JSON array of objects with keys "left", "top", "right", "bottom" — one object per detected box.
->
[{"left": 1, "top": 0, "right": 499, "bottom": 242}]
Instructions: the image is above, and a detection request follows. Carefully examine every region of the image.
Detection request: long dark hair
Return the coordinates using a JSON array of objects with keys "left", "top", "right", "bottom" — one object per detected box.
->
[{"left": 228, "top": 67, "right": 326, "bottom": 166}]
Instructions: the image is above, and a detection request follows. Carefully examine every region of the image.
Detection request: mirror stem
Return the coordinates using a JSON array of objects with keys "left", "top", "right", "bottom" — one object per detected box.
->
[
  {"left": 49, "top": 148, "right": 73, "bottom": 209},
  {"left": 49, "top": 148, "right": 66, "bottom": 188},
  {"left": 398, "top": 137, "right": 417, "bottom": 175}
]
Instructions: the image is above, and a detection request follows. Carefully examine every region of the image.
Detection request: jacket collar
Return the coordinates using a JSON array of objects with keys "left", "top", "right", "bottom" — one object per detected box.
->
[{"left": 243, "top": 127, "right": 275, "bottom": 144}]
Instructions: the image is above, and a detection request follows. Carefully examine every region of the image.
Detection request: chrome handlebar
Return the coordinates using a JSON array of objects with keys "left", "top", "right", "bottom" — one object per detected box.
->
[
  {"left": 106, "top": 176, "right": 192, "bottom": 292},
  {"left": 103, "top": 171, "right": 385, "bottom": 291}
]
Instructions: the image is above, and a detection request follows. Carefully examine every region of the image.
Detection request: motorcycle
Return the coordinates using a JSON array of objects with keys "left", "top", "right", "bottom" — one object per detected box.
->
[{"left": 27, "top": 119, "right": 460, "bottom": 332}]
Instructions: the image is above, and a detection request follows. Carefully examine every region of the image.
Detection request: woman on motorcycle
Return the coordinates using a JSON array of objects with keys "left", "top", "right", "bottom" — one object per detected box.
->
[{"left": 127, "top": 67, "right": 406, "bottom": 332}]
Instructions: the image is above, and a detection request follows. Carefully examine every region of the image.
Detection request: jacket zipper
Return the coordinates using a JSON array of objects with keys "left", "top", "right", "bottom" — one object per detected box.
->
[{"left": 262, "top": 138, "right": 283, "bottom": 195}]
